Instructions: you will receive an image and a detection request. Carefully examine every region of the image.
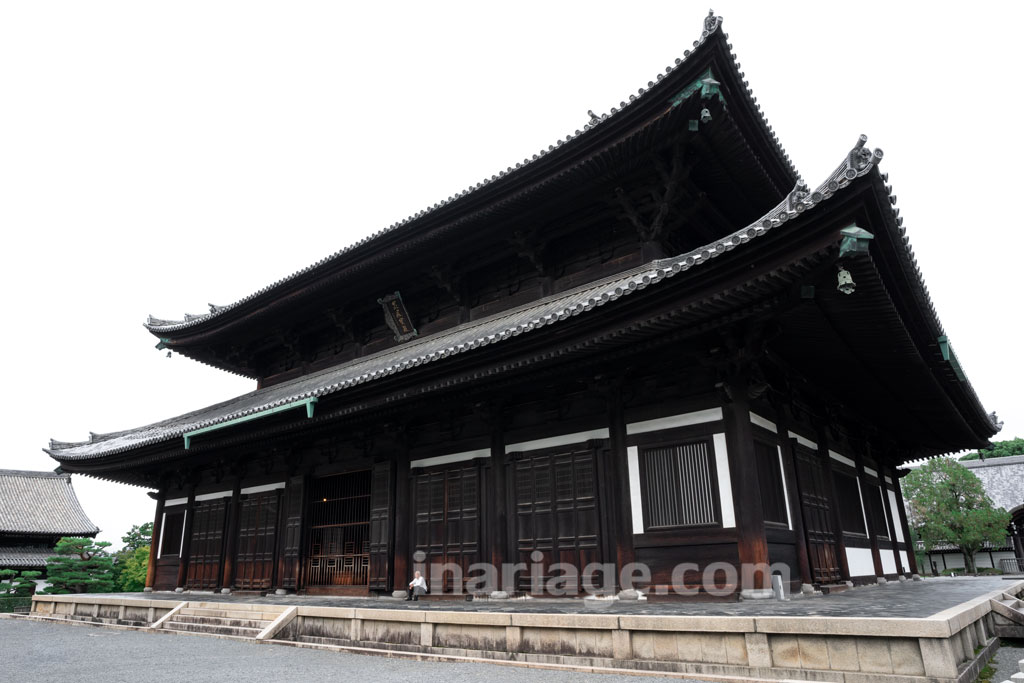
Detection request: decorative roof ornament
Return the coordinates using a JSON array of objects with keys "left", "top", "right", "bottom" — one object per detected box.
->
[
  {"left": 787, "top": 179, "right": 811, "bottom": 213},
  {"left": 847, "top": 134, "right": 879, "bottom": 177},
  {"left": 989, "top": 411, "right": 1004, "bottom": 433},
  {"left": 587, "top": 109, "right": 601, "bottom": 125},
  {"left": 703, "top": 9, "right": 720, "bottom": 35}
]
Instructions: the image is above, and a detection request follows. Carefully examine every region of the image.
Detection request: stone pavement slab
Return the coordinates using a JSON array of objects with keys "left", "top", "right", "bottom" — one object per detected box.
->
[{"left": 112, "top": 577, "right": 1011, "bottom": 618}]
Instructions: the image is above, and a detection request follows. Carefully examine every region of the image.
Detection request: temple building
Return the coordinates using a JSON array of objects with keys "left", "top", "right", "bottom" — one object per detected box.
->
[
  {"left": 0, "top": 470, "right": 99, "bottom": 573},
  {"left": 45, "top": 12, "right": 999, "bottom": 598}
]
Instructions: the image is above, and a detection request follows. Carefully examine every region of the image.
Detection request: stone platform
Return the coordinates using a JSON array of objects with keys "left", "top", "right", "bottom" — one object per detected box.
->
[{"left": 21, "top": 577, "right": 1024, "bottom": 683}]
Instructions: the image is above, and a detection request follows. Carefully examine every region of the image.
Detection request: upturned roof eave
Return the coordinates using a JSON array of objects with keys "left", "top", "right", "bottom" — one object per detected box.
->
[{"left": 142, "top": 13, "right": 799, "bottom": 345}]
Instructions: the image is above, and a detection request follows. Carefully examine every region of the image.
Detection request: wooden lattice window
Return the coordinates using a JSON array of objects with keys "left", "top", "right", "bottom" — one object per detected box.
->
[{"left": 639, "top": 439, "right": 718, "bottom": 530}]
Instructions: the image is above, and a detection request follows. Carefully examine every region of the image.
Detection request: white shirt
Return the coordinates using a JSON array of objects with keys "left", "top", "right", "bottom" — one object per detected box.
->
[{"left": 409, "top": 575, "right": 427, "bottom": 590}]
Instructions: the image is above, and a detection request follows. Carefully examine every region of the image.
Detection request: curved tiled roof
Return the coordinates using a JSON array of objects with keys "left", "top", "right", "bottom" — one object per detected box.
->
[
  {"left": 144, "top": 11, "right": 797, "bottom": 337},
  {"left": 0, "top": 470, "right": 99, "bottom": 536},
  {"left": 50, "top": 136, "right": 878, "bottom": 463},
  {"left": 0, "top": 545, "right": 54, "bottom": 568}
]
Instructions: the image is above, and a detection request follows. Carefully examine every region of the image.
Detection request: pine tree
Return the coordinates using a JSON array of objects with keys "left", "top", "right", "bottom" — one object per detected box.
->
[{"left": 40, "top": 538, "right": 116, "bottom": 594}]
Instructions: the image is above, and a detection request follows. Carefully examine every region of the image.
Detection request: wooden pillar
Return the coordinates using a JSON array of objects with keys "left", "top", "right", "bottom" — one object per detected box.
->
[
  {"left": 607, "top": 382, "right": 635, "bottom": 576},
  {"left": 815, "top": 429, "right": 851, "bottom": 581},
  {"left": 392, "top": 452, "right": 411, "bottom": 591},
  {"left": 220, "top": 480, "right": 242, "bottom": 591},
  {"left": 722, "top": 376, "right": 770, "bottom": 595},
  {"left": 889, "top": 465, "right": 918, "bottom": 574},
  {"left": 488, "top": 410, "right": 508, "bottom": 571},
  {"left": 854, "top": 451, "right": 885, "bottom": 578},
  {"left": 144, "top": 490, "right": 165, "bottom": 591},
  {"left": 175, "top": 487, "right": 196, "bottom": 589}
]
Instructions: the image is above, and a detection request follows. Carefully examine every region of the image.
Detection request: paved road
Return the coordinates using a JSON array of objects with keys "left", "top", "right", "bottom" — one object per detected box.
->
[{"left": 0, "top": 618, "right": 708, "bottom": 683}]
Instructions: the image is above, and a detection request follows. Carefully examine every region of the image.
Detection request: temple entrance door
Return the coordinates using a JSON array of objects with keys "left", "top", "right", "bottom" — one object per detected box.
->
[
  {"left": 185, "top": 498, "right": 229, "bottom": 590},
  {"left": 234, "top": 490, "right": 280, "bottom": 590},
  {"left": 511, "top": 445, "right": 603, "bottom": 593},
  {"left": 306, "top": 470, "right": 372, "bottom": 590},
  {"left": 795, "top": 446, "right": 842, "bottom": 584},
  {"left": 412, "top": 465, "right": 481, "bottom": 592}
]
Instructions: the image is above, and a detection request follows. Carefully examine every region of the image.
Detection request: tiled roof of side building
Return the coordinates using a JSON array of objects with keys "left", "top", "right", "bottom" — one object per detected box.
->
[
  {"left": 0, "top": 470, "right": 99, "bottom": 536},
  {"left": 49, "top": 137, "right": 897, "bottom": 463},
  {"left": 0, "top": 545, "right": 56, "bottom": 568},
  {"left": 143, "top": 11, "right": 798, "bottom": 336}
]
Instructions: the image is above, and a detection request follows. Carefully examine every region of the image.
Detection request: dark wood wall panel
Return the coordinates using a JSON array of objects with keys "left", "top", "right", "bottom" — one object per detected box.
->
[
  {"left": 795, "top": 446, "right": 841, "bottom": 584},
  {"left": 234, "top": 490, "right": 280, "bottom": 590},
  {"left": 511, "top": 447, "right": 602, "bottom": 592},
  {"left": 185, "top": 499, "right": 228, "bottom": 591},
  {"left": 412, "top": 465, "right": 481, "bottom": 591}
]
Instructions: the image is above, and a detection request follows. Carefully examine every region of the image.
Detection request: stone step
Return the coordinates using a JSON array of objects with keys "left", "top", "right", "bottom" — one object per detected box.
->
[
  {"left": 164, "top": 621, "right": 263, "bottom": 638},
  {"left": 178, "top": 607, "right": 283, "bottom": 621},
  {"left": 187, "top": 601, "right": 284, "bottom": 613},
  {"left": 171, "top": 614, "right": 273, "bottom": 629},
  {"left": 65, "top": 614, "right": 148, "bottom": 628}
]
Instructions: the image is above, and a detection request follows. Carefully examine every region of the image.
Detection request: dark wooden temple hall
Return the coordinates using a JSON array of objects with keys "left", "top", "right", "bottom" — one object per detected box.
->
[{"left": 46, "top": 11, "right": 999, "bottom": 600}]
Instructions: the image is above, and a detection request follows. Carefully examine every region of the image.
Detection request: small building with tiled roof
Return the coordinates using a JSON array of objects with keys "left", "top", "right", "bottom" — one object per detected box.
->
[{"left": 0, "top": 469, "right": 99, "bottom": 572}]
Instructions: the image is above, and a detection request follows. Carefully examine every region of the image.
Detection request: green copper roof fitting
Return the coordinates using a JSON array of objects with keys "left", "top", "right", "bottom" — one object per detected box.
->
[
  {"left": 183, "top": 396, "right": 318, "bottom": 449},
  {"left": 937, "top": 336, "right": 967, "bottom": 382},
  {"left": 155, "top": 338, "right": 171, "bottom": 351},
  {"left": 670, "top": 68, "right": 725, "bottom": 108},
  {"left": 838, "top": 225, "right": 874, "bottom": 258}
]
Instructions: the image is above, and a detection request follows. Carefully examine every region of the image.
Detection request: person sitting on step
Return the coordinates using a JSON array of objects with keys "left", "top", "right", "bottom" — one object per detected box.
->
[{"left": 405, "top": 570, "right": 427, "bottom": 601}]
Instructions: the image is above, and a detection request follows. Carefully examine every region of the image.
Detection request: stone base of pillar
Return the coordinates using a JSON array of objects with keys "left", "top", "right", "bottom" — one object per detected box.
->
[
  {"left": 740, "top": 588, "right": 774, "bottom": 600},
  {"left": 876, "top": 577, "right": 887, "bottom": 584},
  {"left": 143, "top": 587, "right": 153, "bottom": 593},
  {"left": 800, "top": 583, "right": 815, "bottom": 594}
]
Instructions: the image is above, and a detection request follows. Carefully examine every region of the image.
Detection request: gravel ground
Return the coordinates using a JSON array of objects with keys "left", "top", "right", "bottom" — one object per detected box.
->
[
  {"left": 990, "top": 639, "right": 1024, "bottom": 682},
  {"left": 0, "top": 617, "right": 710, "bottom": 683}
]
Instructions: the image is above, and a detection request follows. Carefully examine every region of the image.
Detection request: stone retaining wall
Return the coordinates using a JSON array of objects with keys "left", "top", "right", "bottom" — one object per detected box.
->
[{"left": 30, "top": 581, "right": 1024, "bottom": 683}]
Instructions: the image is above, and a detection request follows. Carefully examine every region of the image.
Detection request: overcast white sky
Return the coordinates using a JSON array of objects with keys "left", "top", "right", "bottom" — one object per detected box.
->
[{"left": 2, "top": 1, "right": 1021, "bottom": 549}]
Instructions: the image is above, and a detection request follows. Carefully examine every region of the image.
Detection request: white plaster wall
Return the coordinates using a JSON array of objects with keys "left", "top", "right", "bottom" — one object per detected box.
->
[
  {"left": 887, "top": 490, "right": 904, "bottom": 542},
  {"left": 846, "top": 547, "right": 875, "bottom": 577},
  {"left": 880, "top": 549, "right": 897, "bottom": 575}
]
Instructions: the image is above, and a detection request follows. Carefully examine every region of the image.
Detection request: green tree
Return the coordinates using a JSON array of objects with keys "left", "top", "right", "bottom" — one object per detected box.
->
[
  {"left": 120, "top": 523, "right": 153, "bottom": 553},
  {"left": 40, "top": 538, "right": 115, "bottom": 594},
  {"left": 959, "top": 437, "right": 1024, "bottom": 461},
  {"left": 117, "top": 546, "right": 150, "bottom": 592},
  {"left": 112, "top": 522, "right": 153, "bottom": 591},
  {"left": 0, "top": 569, "right": 41, "bottom": 596},
  {"left": 903, "top": 458, "right": 1011, "bottom": 573}
]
